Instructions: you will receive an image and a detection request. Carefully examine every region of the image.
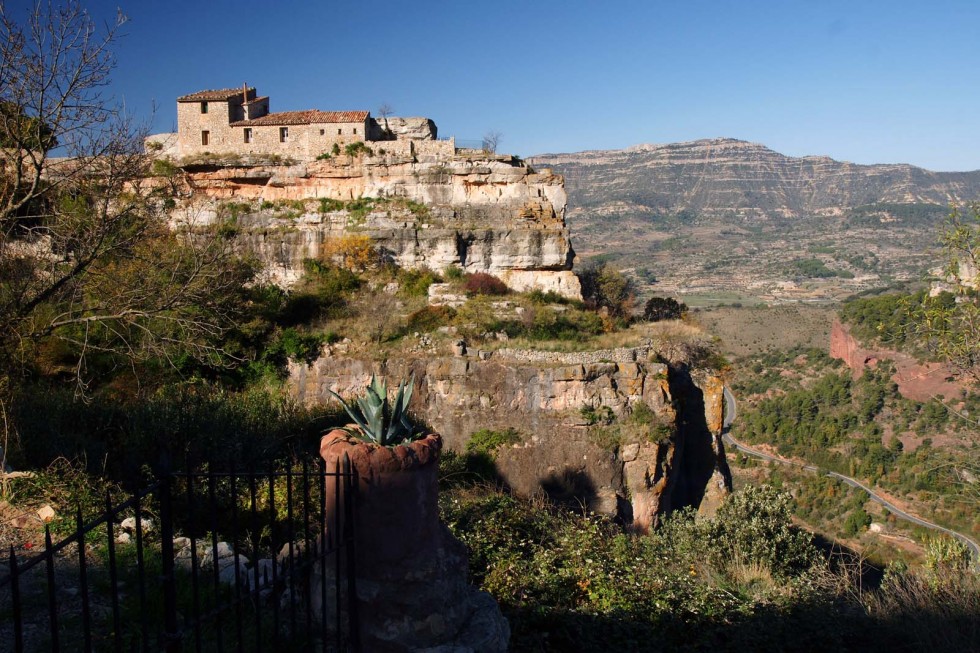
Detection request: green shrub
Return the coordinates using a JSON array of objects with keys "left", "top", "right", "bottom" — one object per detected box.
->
[
  {"left": 704, "top": 484, "right": 818, "bottom": 576},
  {"left": 344, "top": 141, "right": 374, "bottom": 157},
  {"left": 643, "top": 296, "right": 688, "bottom": 322},
  {"left": 404, "top": 305, "right": 456, "bottom": 333},
  {"left": 466, "top": 428, "right": 522, "bottom": 456},
  {"left": 397, "top": 267, "right": 441, "bottom": 297},
  {"left": 443, "top": 264, "right": 465, "bottom": 281}
]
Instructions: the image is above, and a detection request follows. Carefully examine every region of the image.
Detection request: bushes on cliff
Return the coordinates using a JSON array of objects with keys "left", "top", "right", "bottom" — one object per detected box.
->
[
  {"left": 438, "top": 479, "right": 843, "bottom": 651},
  {"left": 464, "top": 272, "right": 509, "bottom": 296},
  {"left": 577, "top": 262, "right": 635, "bottom": 321}
]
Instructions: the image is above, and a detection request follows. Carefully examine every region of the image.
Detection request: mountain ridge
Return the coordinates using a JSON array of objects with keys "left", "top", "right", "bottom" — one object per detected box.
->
[
  {"left": 528, "top": 137, "right": 980, "bottom": 223},
  {"left": 533, "top": 137, "right": 979, "bottom": 174},
  {"left": 527, "top": 138, "right": 980, "bottom": 303}
]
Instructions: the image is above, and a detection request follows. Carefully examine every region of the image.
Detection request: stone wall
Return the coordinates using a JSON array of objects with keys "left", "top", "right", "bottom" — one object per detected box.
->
[{"left": 177, "top": 99, "right": 245, "bottom": 158}]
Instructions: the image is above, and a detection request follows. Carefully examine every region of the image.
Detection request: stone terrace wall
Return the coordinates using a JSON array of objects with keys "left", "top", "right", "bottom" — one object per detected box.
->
[{"left": 494, "top": 345, "right": 655, "bottom": 366}]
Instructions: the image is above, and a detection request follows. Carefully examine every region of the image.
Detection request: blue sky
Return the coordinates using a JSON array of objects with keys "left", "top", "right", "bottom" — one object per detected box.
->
[{"left": 66, "top": 0, "right": 980, "bottom": 170}]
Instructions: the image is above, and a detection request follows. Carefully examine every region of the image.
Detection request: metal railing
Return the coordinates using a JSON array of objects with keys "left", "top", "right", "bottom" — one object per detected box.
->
[{"left": 1, "top": 457, "right": 359, "bottom": 652}]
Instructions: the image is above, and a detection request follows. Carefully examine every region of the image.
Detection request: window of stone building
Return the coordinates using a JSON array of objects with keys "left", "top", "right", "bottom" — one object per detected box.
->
[
  {"left": 244, "top": 128, "right": 253, "bottom": 143},
  {"left": 319, "top": 129, "right": 325, "bottom": 136},
  {"left": 201, "top": 102, "right": 208, "bottom": 114},
  {"left": 280, "top": 127, "right": 289, "bottom": 143},
  {"left": 337, "top": 129, "right": 342, "bottom": 135},
  {"left": 201, "top": 131, "right": 210, "bottom": 146},
  {"left": 353, "top": 128, "right": 357, "bottom": 135}
]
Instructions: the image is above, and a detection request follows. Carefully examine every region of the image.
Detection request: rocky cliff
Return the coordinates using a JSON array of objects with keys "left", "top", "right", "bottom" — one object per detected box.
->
[
  {"left": 830, "top": 319, "right": 963, "bottom": 403},
  {"left": 290, "top": 347, "right": 731, "bottom": 530},
  {"left": 171, "top": 151, "right": 581, "bottom": 297}
]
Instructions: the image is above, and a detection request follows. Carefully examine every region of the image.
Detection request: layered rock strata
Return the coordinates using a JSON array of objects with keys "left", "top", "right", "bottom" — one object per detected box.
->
[
  {"left": 530, "top": 137, "right": 980, "bottom": 221},
  {"left": 172, "top": 153, "right": 581, "bottom": 297},
  {"left": 290, "top": 347, "right": 731, "bottom": 528}
]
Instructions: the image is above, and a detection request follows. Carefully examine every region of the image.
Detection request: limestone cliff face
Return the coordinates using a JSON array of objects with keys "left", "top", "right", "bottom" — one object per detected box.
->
[
  {"left": 289, "top": 348, "right": 731, "bottom": 528},
  {"left": 173, "top": 152, "right": 581, "bottom": 297}
]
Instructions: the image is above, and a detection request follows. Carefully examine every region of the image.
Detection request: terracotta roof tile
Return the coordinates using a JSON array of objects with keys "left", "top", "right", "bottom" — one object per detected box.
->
[
  {"left": 178, "top": 88, "right": 255, "bottom": 102},
  {"left": 230, "top": 110, "right": 369, "bottom": 127},
  {"left": 244, "top": 96, "right": 269, "bottom": 105}
]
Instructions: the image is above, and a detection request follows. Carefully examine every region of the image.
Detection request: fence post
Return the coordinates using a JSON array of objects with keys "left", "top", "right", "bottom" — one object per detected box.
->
[
  {"left": 9, "top": 546, "right": 23, "bottom": 653},
  {"left": 159, "top": 467, "right": 181, "bottom": 652},
  {"left": 343, "top": 454, "right": 360, "bottom": 652}
]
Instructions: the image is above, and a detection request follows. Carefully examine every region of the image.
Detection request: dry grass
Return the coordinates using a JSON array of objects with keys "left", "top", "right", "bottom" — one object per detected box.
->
[{"left": 693, "top": 304, "right": 836, "bottom": 357}]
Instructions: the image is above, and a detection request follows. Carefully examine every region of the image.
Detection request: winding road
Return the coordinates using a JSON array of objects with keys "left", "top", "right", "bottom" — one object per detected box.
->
[{"left": 721, "top": 387, "right": 980, "bottom": 562}]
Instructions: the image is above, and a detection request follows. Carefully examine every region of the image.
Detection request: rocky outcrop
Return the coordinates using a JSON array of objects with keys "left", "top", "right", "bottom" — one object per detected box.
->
[
  {"left": 290, "top": 348, "right": 731, "bottom": 527},
  {"left": 173, "top": 153, "right": 581, "bottom": 297},
  {"left": 370, "top": 117, "right": 438, "bottom": 141},
  {"left": 830, "top": 319, "right": 964, "bottom": 402}
]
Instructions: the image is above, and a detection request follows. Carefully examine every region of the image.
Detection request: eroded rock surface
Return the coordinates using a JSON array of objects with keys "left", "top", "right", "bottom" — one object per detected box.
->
[
  {"left": 291, "top": 348, "right": 731, "bottom": 527},
  {"left": 172, "top": 153, "right": 581, "bottom": 297}
]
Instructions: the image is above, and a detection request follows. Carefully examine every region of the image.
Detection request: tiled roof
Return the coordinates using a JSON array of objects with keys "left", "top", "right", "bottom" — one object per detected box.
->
[
  {"left": 244, "top": 96, "right": 269, "bottom": 105},
  {"left": 177, "top": 88, "right": 254, "bottom": 102},
  {"left": 230, "top": 110, "right": 369, "bottom": 127}
]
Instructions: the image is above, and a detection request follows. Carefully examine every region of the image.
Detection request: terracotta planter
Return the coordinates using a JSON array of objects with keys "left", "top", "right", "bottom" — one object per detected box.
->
[
  {"left": 320, "top": 429, "right": 445, "bottom": 565},
  {"left": 318, "top": 427, "right": 510, "bottom": 652}
]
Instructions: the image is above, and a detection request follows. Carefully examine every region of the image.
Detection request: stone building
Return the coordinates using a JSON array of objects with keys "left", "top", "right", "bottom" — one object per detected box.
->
[{"left": 160, "top": 85, "right": 447, "bottom": 161}]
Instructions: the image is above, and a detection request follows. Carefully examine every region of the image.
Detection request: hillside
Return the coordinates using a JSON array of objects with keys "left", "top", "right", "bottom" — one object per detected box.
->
[{"left": 530, "top": 139, "right": 980, "bottom": 304}]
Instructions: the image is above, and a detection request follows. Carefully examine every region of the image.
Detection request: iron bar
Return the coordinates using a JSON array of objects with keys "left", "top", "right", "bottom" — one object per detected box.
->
[
  {"left": 104, "top": 496, "right": 121, "bottom": 653},
  {"left": 45, "top": 526, "right": 61, "bottom": 653},
  {"left": 10, "top": 546, "right": 23, "bottom": 653},
  {"left": 186, "top": 471, "right": 203, "bottom": 653},
  {"left": 133, "top": 488, "right": 149, "bottom": 652},
  {"left": 77, "top": 507, "right": 93, "bottom": 653}
]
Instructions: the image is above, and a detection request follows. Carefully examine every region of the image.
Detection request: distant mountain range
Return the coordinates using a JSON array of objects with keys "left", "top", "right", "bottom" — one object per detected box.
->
[
  {"left": 529, "top": 138, "right": 980, "bottom": 222},
  {"left": 528, "top": 138, "right": 980, "bottom": 303}
]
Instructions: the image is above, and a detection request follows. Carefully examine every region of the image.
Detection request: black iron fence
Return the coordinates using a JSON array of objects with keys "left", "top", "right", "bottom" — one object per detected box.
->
[{"left": 1, "top": 457, "right": 359, "bottom": 652}]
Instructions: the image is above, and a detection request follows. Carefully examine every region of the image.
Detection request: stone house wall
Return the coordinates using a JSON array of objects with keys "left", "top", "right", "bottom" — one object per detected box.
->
[
  {"left": 169, "top": 89, "right": 450, "bottom": 162},
  {"left": 177, "top": 99, "right": 246, "bottom": 157}
]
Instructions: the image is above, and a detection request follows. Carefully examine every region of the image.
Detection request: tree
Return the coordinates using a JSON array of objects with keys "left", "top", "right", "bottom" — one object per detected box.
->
[
  {"left": 0, "top": 2, "right": 254, "bottom": 394},
  {"left": 377, "top": 102, "right": 394, "bottom": 138},
  {"left": 909, "top": 203, "right": 980, "bottom": 382},
  {"left": 643, "top": 296, "right": 688, "bottom": 322},
  {"left": 577, "top": 262, "right": 635, "bottom": 320},
  {"left": 482, "top": 130, "right": 502, "bottom": 154}
]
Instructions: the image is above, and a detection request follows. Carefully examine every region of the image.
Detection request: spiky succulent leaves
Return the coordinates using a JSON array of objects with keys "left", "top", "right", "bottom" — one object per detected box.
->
[
  {"left": 327, "top": 375, "right": 420, "bottom": 446},
  {"left": 384, "top": 376, "right": 416, "bottom": 445},
  {"left": 356, "top": 384, "right": 387, "bottom": 444},
  {"left": 327, "top": 389, "right": 372, "bottom": 439}
]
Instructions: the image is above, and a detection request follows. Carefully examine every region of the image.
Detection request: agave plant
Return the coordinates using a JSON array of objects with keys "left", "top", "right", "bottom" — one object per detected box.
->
[{"left": 328, "top": 375, "right": 420, "bottom": 446}]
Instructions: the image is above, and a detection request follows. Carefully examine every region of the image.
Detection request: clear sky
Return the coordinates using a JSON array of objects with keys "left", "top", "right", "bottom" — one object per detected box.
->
[{"left": 64, "top": 0, "right": 980, "bottom": 171}]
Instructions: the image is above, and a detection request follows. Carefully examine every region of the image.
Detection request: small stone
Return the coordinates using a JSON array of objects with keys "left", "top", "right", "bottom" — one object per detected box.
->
[
  {"left": 120, "top": 516, "right": 154, "bottom": 534},
  {"left": 621, "top": 443, "right": 640, "bottom": 462},
  {"left": 36, "top": 504, "right": 56, "bottom": 523},
  {"left": 115, "top": 532, "right": 131, "bottom": 544}
]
